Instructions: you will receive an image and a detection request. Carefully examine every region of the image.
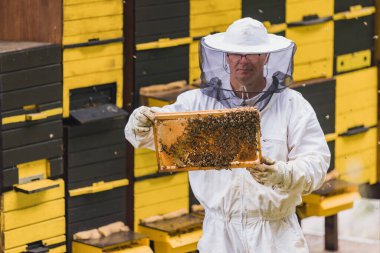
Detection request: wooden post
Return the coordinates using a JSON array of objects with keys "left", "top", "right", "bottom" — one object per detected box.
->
[
  {"left": 325, "top": 214, "right": 338, "bottom": 251},
  {"left": 124, "top": 0, "right": 136, "bottom": 230}
]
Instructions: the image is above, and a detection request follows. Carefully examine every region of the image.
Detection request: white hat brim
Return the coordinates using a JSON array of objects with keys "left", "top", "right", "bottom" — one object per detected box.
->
[{"left": 203, "top": 32, "right": 293, "bottom": 54}]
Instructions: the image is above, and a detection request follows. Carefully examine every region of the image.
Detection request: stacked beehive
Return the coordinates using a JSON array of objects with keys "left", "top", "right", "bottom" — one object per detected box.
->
[
  {"left": 284, "top": 2, "right": 378, "bottom": 250},
  {"left": 0, "top": 1, "right": 149, "bottom": 253},
  {"left": 236, "top": 0, "right": 378, "bottom": 220},
  {"left": 332, "top": 0, "right": 377, "bottom": 178},
  {"left": 289, "top": 0, "right": 378, "bottom": 219},
  {"left": 359, "top": 0, "right": 380, "bottom": 198},
  {"left": 132, "top": 0, "right": 191, "bottom": 236},
  {"left": 61, "top": 2, "right": 129, "bottom": 251},
  {"left": 132, "top": 1, "right": 240, "bottom": 252},
  {"left": 0, "top": 42, "right": 66, "bottom": 253}
]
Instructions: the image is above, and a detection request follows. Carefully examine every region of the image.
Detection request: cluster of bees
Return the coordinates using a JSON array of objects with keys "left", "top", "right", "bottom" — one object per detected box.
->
[{"left": 160, "top": 109, "right": 260, "bottom": 168}]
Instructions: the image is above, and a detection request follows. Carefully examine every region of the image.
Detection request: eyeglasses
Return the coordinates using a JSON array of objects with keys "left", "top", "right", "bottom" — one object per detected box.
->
[{"left": 227, "top": 53, "right": 262, "bottom": 62}]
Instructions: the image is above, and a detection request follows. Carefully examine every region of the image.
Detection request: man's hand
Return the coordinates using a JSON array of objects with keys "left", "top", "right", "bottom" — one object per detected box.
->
[
  {"left": 247, "top": 157, "right": 286, "bottom": 187},
  {"left": 132, "top": 106, "right": 156, "bottom": 136}
]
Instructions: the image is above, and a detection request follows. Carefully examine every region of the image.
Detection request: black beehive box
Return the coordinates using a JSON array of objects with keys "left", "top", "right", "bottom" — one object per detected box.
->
[
  {"left": 0, "top": 41, "right": 63, "bottom": 192},
  {"left": 136, "top": 0, "right": 189, "bottom": 44}
]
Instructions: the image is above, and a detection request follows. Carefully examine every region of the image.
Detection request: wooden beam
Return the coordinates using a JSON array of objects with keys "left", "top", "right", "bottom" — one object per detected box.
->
[{"left": 325, "top": 214, "right": 338, "bottom": 251}]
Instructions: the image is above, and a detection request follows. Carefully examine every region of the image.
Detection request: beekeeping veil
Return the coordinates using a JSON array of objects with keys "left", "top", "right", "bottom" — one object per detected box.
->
[{"left": 200, "top": 18, "right": 296, "bottom": 110}]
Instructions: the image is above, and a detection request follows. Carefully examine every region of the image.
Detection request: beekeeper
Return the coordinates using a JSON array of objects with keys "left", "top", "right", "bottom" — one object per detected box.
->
[{"left": 125, "top": 18, "right": 330, "bottom": 253}]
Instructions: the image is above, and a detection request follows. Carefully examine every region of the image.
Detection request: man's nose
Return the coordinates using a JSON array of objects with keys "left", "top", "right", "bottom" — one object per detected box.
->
[{"left": 240, "top": 55, "right": 249, "bottom": 63}]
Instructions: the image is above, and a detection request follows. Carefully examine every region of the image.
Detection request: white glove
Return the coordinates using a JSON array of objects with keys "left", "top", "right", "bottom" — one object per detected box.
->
[
  {"left": 132, "top": 106, "right": 156, "bottom": 136},
  {"left": 247, "top": 157, "right": 290, "bottom": 189}
]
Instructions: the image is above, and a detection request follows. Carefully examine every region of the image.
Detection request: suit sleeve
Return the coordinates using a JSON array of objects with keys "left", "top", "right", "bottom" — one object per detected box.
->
[
  {"left": 275, "top": 95, "right": 331, "bottom": 194},
  {"left": 124, "top": 92, "right": 192, "bottom": 150}
]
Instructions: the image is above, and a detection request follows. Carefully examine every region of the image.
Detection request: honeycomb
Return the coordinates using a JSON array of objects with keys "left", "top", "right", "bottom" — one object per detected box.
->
[{"left": 153, "top": 107, "right": 262, "bottom": 172}]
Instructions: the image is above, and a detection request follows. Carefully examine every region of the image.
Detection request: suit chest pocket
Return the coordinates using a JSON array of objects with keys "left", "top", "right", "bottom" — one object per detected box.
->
[{"left": 261, "top": 137, "right": 288, "bottom": 161}]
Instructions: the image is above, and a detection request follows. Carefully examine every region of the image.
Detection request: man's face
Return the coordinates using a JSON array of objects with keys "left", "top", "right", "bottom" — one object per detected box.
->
[{"left": 227, "top": 53, "right": 268, "bottom": 86}]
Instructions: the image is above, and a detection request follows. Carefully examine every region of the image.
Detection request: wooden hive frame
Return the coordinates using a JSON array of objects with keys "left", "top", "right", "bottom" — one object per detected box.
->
[{"left": 153, "top": 107, "right": 262, "bottom": 172}]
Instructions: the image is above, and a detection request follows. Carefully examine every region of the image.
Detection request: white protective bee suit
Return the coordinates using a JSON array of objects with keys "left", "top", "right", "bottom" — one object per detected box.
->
[{"left": 125, "top": 18, "right": 330, "bottom": 253}]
